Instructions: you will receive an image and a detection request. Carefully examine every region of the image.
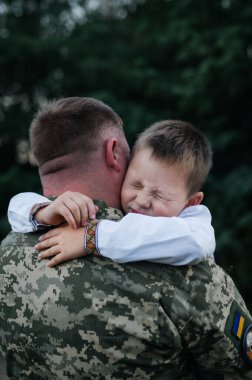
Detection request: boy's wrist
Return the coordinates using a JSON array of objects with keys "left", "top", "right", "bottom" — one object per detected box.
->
[{"left": 29, "top": 202, "right": 52, "bottom": 231}]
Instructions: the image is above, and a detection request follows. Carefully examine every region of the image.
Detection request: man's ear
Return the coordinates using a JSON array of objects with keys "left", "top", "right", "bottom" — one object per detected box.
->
[
  {"left": 186, "top": 192, "right": 204, "bottom": 207},
  {"left": 105, "top": 138, "right": 121, "bottom": 172}
]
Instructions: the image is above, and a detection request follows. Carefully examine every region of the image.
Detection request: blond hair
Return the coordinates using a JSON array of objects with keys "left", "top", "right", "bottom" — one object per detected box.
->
[{"left": 133, "top": 120, "right": 212, "bottom": 196}]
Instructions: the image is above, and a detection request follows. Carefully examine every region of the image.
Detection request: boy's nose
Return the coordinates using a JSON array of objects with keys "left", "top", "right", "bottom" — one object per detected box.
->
[{"left": 135, "top": 191, "right": 151, "bottom": 208}]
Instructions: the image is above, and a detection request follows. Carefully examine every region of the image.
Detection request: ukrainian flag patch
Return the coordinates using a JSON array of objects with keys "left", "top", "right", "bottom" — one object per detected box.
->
[
  {"left": 232, "top": 312, "right": 245, "bottom": 339},
  {"left": 225, "top": 300, "right": 252, "bottom": 366}
]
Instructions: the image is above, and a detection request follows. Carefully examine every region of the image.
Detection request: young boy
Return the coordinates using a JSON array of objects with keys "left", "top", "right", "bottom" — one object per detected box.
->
[{"left": 8, "top": 120, "right": 215, "bottom": 267}]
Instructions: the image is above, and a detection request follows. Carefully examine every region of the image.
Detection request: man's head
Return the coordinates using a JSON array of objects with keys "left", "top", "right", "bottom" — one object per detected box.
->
[
  {"left": 121, "top": 120, "right": 212, "bottom": 217},
  {"left": 30, "top": 97, "right": 130, "bottom": 208}
]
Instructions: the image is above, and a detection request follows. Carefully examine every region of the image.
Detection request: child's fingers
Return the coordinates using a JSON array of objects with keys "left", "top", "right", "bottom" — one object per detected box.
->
[
  {"left": 62, "top": 195, "right": 90, "bottom": 227},
  {"left": 71, "top": 193, "right": 97, "bottom": 221},
  {"left": 86, "top": 200, "right": 97, "bottom": 220},
  {"left": 73, "top": 194, "right": 95, "bottom": 225},
  {"left": 47, "top": 253, "right": 66, "bottom": 267},
  {"left": 60, "top": 199, "right": 80, "bottom": 228},
  {"left": 38, "top": 228, "right": 61, "bottom": 242},
  {"left": 35, "top": 236, "right": 59, "bottom": 251},
  {"left": 79, "top": 203, "right": 89, "bottom": 226},
  {"left": 82, "top": 202, "right": 97, "bottom": 227},
  {"left": 50, "top": 192, "right": 98, "bottom": 228},
  {"left": 37, "top": 245, "right": 60, "bottom": 260}
]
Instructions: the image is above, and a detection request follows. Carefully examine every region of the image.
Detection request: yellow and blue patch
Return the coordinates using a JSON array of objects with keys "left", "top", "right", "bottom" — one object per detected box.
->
[
  {"left": 225, "top": 300, "right": 252, "bottom": 367},
  {"left": 232, "top": 312, "right": 245, "bottom": 339}
]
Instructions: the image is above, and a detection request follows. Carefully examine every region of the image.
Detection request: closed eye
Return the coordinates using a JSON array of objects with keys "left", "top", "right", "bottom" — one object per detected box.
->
[
  {"left": 154, "top": 193, "right": 165, "bottom": 200},
  {"left": 153, "top": 193, "right": 172, "bottom": 202},
  {"left": 131, "top": 182, "right": 143, "bottom": 189}
]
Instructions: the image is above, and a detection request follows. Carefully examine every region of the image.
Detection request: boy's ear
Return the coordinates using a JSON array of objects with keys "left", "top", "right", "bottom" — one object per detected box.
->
[
  {"left": 187, "top": 192, "right": 204, "bottom": 207},
  {"left": 105, "top": 138, "right": 121, "bottom": 172}
]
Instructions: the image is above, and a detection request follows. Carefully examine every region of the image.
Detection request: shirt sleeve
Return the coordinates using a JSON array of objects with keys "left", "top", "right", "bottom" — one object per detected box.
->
[
  {"left": 97, "top": 205, "right": 215, "bottom": 265},
  {"left": 7, "top": 192, "right": 51, "bottom": 232}
]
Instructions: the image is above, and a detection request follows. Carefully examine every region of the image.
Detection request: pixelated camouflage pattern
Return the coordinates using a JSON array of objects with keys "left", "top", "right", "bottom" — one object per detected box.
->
[
  {"left": 1, "top": 203, "right": 252, "bottom": 379},
  {"left": 94, "top": 200, "right": 123, "bottom": 221}
]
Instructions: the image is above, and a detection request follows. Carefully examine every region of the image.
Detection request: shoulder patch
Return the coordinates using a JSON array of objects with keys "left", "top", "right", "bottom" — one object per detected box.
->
[{"left": 225, "top": 300, "right": 252, "bottom": 366}]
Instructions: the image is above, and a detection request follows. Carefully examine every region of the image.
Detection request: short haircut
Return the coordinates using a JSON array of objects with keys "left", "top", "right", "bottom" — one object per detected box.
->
[
  {"left": 30, "top": 97, "right": 123, "bottom": 166},
  {"left": 133, "top": 120, "right": 212, "bottom": 196}
]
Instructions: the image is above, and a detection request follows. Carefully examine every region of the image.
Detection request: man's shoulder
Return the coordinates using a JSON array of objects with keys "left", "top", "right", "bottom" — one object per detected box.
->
[{"left": 133, "top": 258, "right": 245, "bottom": 312}]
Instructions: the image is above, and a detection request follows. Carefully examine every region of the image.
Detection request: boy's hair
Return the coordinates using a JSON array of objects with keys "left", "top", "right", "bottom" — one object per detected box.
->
[
  {"left": 133, "top": 120, "right": 212, "bottom": 196},
  {"left": 30, "top": 97, "right": 123, "bottom": 166}
]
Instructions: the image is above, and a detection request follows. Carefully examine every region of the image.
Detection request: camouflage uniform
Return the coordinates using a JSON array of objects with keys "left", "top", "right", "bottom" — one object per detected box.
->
[{"left": 0, "top": 202, "right": 252, "bottom": 379}]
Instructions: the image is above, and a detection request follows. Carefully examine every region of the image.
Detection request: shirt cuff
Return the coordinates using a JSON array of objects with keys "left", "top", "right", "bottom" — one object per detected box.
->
[
  {"left": 29, "top": 202, "right": 53, "bottom": 231},
  {"left": 84, "top": 220, "right": 101, "bottom": 257}
]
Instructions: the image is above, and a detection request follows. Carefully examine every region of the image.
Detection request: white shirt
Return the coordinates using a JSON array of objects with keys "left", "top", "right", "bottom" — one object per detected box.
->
[{"left": 8, "top": 192, "right": 215, "bottom": 265}]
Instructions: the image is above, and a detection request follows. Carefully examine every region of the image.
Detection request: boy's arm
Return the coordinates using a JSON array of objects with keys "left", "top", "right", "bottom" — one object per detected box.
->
[
  {"left": 36, "top": 205, "right": 215, "bottom": 267},
  {"left": 8, "top": 192, "right": 98, "bottom": 232},
  {"left": 8, "top": 192, "right": 52, "bottom": 232},
  {"left": 95, "top": 205, "right": 215, "bottom": 265}
]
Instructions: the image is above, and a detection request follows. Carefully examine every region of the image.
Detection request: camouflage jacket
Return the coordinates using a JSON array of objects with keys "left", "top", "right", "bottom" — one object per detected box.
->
[{"left": 0, "top": 202, "right": 252, "bottom": 379}]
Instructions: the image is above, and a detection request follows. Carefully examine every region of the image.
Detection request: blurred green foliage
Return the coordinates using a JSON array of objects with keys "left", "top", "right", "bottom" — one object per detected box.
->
[{"left": 0, "top": 0, "right": 252, "bottom": 307}]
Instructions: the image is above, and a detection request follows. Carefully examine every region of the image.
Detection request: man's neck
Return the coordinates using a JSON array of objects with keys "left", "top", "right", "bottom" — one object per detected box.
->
[{"left": 42, "top": 180, "right": 122, "bottom": 211}]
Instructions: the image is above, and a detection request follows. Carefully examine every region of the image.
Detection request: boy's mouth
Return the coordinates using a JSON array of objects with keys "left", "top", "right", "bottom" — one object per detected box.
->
[{"left": 130, "top": 208, "right": 141, "bottom": 214}]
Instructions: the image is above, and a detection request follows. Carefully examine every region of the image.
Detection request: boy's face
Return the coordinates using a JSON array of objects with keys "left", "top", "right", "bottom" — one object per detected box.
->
[{"left": 121, "top": 147, "right": 191, "bottom": 217}]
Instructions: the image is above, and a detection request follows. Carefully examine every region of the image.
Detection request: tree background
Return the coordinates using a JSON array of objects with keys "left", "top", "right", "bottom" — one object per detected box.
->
[{"left": 0, "top": 0, "right": 252, "bottom": 308}]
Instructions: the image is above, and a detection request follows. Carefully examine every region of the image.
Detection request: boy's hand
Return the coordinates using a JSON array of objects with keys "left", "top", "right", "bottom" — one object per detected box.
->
[
  {"left": 35, "top": 191, "right": 98, "bottom": 228},
  {"left": 35, "top": 225, "right": 85, "bottom": 267}
]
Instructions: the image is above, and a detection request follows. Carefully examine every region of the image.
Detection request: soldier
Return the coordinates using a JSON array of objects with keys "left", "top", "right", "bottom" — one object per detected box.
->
[{"left": 1, "top": 97, "right": 252, "bottom": 379}]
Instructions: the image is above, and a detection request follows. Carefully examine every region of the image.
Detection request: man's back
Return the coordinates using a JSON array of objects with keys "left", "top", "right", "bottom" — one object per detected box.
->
[
  {"left": 1, "top": 207, "right": 252, "bottom": 379},
  {"left": 0, "top": 231, "right": 192, "bottom": 379}
]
